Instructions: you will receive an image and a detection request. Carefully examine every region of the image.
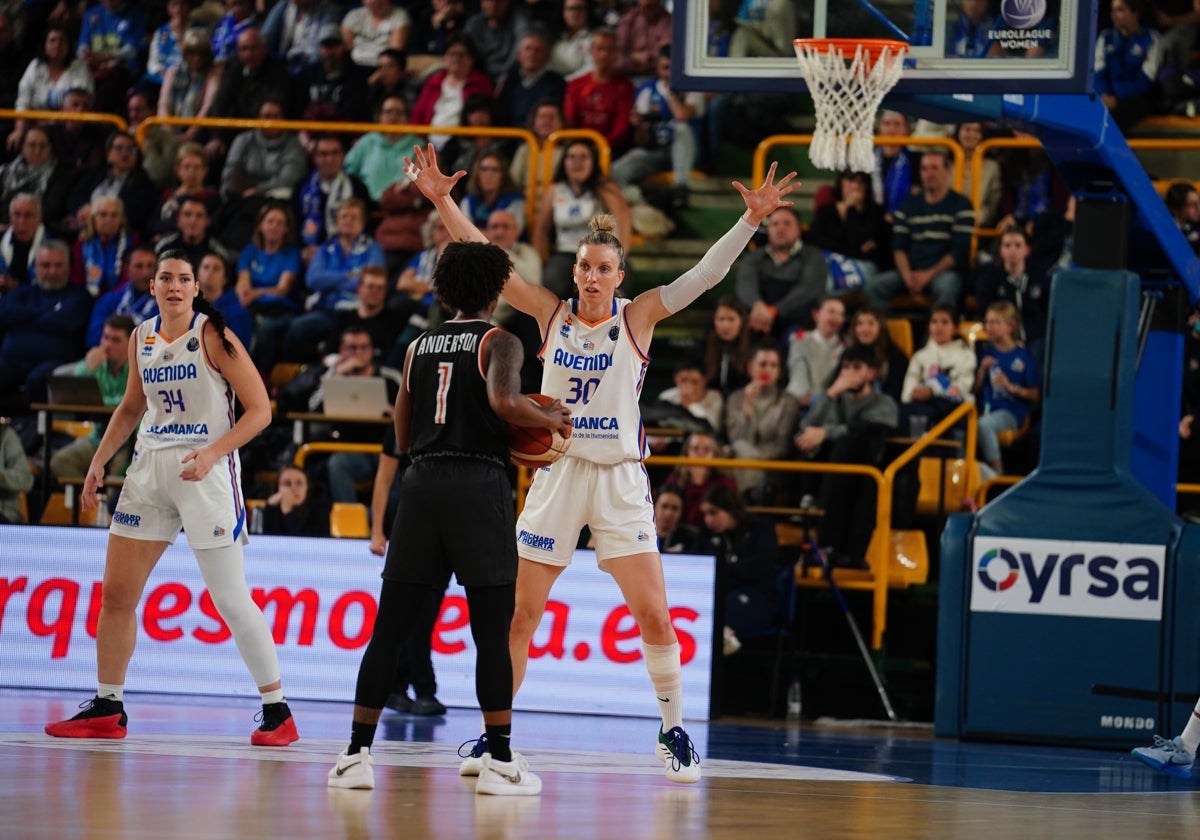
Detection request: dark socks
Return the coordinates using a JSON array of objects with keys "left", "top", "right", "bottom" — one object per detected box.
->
[
  {"left": 484, "top": 722, "right": 512, "bottom": 762},
  {"left": 349, "top": 721, "right": 376, "bottom": 755}
]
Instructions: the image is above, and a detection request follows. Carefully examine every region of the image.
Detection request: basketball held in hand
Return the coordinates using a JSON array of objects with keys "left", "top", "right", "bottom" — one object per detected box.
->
[{"left": 508, "top": 394, "right": 571, "bottom": 468}]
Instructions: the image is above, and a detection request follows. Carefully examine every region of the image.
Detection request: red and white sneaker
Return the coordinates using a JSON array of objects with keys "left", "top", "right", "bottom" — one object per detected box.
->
[
  {"left": 45, "top": 697, "right": 128, "bottom": 739},
  {"left": 250, "top": 702, "right": 299, "bottom": 746}
]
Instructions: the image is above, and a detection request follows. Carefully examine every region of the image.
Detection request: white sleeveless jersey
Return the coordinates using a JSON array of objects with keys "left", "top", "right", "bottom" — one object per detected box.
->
[
  {"left": 538, "top": 298, "right": 649, "bottom": 464},
  {"left": 552, "top": 182, "right": 601, "bottom": 254},
  {"left": 135, "top": 313, "right": 235, "bottom": 451}
]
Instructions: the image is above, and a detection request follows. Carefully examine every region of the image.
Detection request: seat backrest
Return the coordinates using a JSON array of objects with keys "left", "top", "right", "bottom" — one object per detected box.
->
[
  {"left": 330, "top": 502, "right": 370, "bottom": 538},
  {"left": 39, "top": 491, "right": 97, "bottom": 527},
  {"left": 915, "top": 457, "right": 970, "bottom": 516},
  {"left": 886, "top": 318, "right": 914, "bottom": 358}
]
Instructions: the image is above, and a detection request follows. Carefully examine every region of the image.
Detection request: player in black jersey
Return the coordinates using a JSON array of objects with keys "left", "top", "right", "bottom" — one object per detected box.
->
[{"left": 328, "top": 241, "right": 571, "bottom": 796}]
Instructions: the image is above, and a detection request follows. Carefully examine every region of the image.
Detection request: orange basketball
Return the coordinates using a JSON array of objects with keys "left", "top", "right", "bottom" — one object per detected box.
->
[{"left": 508, "top": 394, "right": 571, "bottom": 468}]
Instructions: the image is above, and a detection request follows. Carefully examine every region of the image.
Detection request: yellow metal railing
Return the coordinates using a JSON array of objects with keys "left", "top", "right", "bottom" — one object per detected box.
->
[
  {"left": 134, "top": 116, "right": 542, "bottom": 232},
  {"left": 753, "top": 135, "right": 966, "bottom": 195},
  {"left": 516, "top": 401, "right": 977, "bottom": 650},
  {"left": 539, "top": 128, "right": 613, "bottom": 182},
  {"left": 293, "top": 442, "right": 382, "bottom": 469},
  {"left": 1, "top": 108, "right": 129, "bottom": 134}
]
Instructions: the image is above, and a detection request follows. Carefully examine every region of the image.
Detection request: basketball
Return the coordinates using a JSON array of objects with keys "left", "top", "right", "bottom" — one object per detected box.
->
[{"left": 508, "top": 394, "right": 571, "bottom": 468}]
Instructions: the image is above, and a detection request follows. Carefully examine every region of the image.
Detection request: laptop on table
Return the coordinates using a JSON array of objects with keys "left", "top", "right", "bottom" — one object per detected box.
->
[
  {"left": 46, "top": 376, "right": 106, "bottom": 406},
  {"left": 321, "top": 376, "right": 392, "bottom": 418}
]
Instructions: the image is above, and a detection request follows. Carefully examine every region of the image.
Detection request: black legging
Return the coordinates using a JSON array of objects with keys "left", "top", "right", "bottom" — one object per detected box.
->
[{"left": 354, "top": 578, "right": 516, "bottom": 713}]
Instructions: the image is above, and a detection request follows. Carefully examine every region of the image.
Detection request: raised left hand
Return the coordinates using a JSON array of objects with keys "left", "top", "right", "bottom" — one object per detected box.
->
[{"left": 732, "top": 161, "right": 801, "bottom": 227}]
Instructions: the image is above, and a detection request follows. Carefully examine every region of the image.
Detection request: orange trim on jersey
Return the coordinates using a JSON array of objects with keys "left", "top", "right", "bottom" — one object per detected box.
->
[
  {"left": 477, "top": 327, "right": 503, "bottom": 380},
  {"left": 622, "top": 307, "right": 651, "bottom": 363},
  {"left": 535, "top": 300, "right": 566, "bottom": 362}
]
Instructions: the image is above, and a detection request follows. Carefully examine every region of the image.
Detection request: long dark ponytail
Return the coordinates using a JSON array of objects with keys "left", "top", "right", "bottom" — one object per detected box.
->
[{"left": 157, "top": 248, "right": 237, "bottom": 357}]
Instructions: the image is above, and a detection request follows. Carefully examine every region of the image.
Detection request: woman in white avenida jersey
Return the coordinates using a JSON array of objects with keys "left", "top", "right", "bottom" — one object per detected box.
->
[
  {"left": 46, "top": 250, "right": 298, "bottom": 747},
  {"left": 405, "top": 144, "right": 797, "bottom": 783}
]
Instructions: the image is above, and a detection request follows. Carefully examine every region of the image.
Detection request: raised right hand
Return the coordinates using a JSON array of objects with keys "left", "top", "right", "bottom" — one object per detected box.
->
[{"left": 402, "top": 143, "right": 466, "bottom": 202}]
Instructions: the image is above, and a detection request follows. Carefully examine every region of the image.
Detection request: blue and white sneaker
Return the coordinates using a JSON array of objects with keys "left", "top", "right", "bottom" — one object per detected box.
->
[
  {"left": 1132, "top": 735, "right": 1195, "bottom": 779},
  {"left": 458, "top": 733, "right": 489, "bottom": 776},
  {"left": 655, "top": 726, "right": 701, "bottom": 783}
]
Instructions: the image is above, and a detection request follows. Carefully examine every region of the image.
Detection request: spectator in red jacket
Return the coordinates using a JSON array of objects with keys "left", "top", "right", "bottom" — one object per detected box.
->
[
  {"left": 562, "top": 28, "right": 634, "bottom": 154},
  {"left": 410, "top": 33, "right": 494, "bottom": 150}
]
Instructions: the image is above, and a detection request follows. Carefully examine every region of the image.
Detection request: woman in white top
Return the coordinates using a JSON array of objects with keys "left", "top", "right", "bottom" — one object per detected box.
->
[
  {"left": 532, "top": 138, "right": 631, "bottom": 299},
  {"left": 406, "top": 142, "right": 797, "bottom": 785},
  {"left": 45, "top": 250, "right": 298, "bottom": 747},
  {"left": 549, "top": 0, "right": 593, "bottom": 79},
  {"left": 7, "top": 26, "right": 94, "bottom": 152},
  {"left": 341, "top": 0, "right": 411, "bottom": 67}
]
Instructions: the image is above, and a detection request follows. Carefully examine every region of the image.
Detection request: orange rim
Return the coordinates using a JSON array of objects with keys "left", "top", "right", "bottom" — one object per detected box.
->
[{"left": 794, "top": 37, "right": 909, "bottom": 65}]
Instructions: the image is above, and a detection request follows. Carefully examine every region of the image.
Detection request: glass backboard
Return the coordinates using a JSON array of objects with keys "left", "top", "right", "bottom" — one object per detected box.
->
[{"left": 675, "top": 0, "right": 1095, "bottom": 95}]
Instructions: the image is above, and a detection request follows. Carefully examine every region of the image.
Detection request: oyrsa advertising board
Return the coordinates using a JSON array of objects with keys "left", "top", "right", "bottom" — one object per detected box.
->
[{"left": 0, "top": 526, "right": 715, "bottom": 718}]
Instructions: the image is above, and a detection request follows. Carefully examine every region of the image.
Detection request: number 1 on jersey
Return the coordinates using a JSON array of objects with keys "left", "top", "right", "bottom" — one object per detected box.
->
[{"left": 434, "top": 362, "right": 453, "bottom": 424}]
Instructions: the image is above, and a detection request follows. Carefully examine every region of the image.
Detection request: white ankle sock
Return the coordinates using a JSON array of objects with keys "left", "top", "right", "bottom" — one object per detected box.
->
[
  {"left": 260, "top": 688, "right": 285, "bottom": 705},
  {"left": 1179, "top": 700, "right": 1200, "bottom": 754},
  {"left": 643, "top": 642, "right": 684, "bottom": 732},
  {"left": 97, "top": 682, "right": 123, "bottom": 702}
]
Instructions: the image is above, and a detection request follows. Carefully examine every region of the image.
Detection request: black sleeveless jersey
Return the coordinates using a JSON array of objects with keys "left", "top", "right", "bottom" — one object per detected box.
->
[{"left": 406, "top": 319, "right": 508, "bottom": 461}]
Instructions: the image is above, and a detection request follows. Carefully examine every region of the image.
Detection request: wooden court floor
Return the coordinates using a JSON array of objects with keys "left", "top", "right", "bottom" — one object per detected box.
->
[{"left": 2, "top": 690, "right": 1197, "bottom": 839}]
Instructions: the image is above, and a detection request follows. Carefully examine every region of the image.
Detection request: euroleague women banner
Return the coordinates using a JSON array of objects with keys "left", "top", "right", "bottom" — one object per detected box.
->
[{"left": 0, "top": 526, "right": 715, "bottom": 718}]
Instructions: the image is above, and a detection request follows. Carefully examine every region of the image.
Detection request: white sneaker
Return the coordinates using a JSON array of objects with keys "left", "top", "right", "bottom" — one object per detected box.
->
[
  {"left": 476, "top": 752, "right": 542, "bottom": 796},
  {"left": 458, "top": 733, "right": 488, "bottom": 776},
  {"left": 1132, "top": 735, "right": 1196, "bottom": 778},
  {"left": 327, "top": 747, "right": 375, "bottom": 789},
  {"left": 656, "top": 726, "right": 702, "bottom": 783}
]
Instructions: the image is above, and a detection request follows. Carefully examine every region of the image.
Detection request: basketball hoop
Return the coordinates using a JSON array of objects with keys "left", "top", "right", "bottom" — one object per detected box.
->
[{"left": 793, "top": 38, "right": 908, "bottom": 173}]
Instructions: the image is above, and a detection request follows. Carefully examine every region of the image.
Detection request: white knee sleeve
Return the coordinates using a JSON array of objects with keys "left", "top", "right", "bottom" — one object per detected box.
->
[{"left": 194, "top": 544, "right": 281, "bottom": 688}]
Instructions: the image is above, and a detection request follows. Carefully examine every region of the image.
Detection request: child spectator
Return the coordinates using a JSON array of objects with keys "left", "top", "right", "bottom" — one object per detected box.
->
[
  {"left": 786, "top": 296, "right": 846, "bottom": 411},
  {"left": 901, "top": 303, "right": 976, "bottom": 427},
  {"left": 665, "top": 430, "right": 738, "bottom": 529},
  {"left": 974, "top": 300, "right": 1040, "bottom": 477}
]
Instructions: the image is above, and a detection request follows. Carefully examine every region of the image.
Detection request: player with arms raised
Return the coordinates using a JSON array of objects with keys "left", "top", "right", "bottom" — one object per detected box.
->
[{"left": 405, "top": 143, "right": 798, "bottom": 782}]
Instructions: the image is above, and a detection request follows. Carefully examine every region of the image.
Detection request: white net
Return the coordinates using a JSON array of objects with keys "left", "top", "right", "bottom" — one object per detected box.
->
[{"left": 794, "top": 40, "right": 907, "bottom": 173}]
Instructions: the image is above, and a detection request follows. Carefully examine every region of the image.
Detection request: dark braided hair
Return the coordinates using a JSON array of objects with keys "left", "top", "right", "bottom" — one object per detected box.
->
[
  {"left": 434, "top": 241, "right": 512, "bottom": 315},
  {"left": 156, "top": 248, "right": 237, "bottom": 357}
]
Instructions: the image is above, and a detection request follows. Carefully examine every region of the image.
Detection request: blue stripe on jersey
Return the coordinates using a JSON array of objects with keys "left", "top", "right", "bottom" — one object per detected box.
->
[
  {"left": 536, "top": 300, "right": 566, "bottom": 362},
  {"left": 622, "top": 307, "right": 650, "bottom": 363},
  {"left": 226, "top": 452, "right": 245, "bottom": 539}
]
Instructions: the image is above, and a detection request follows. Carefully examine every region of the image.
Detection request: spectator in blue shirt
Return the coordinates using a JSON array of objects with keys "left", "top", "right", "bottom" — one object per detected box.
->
[
  {"left": 211, "top": 0, "right": 260, "bottom": 64},
  {"left": 284, "top": 198, "right": 384, "bottom": 361},
  {"left": 86, "top": 243, "right": 158, "bottom": 347},
  {"left": 1094, "top": 0, "right": 1162, "bottom": 131},
  {"left": 0, "top": 240, "right": 93, "bottom": 403},
  {"left": 948, "top": 0, "right": 995, "bottom": 58},
  {"left": 236, "top": 202, "right": 302, "bottom": 374},
  {"left": 197, "top": 251, "right": 253, "bottom": 350},
  {"left": 973, "top": 300, "right": 1040, "bottom": 477},
  {"left": 77, "top": 0, "right": 146, "bottom": 113}
]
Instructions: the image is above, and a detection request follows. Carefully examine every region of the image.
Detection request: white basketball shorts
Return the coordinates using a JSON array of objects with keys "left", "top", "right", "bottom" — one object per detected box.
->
[
  {"left": 108, "top": 445, "right": 249, "bottom": 549},
  {"left": 515, "top": 456, "right": 657, "bottom": 568}
]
